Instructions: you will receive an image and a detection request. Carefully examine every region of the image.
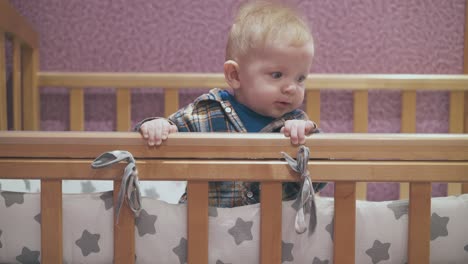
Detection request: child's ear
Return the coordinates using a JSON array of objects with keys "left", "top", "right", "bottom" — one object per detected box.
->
[{"left": 223, "top": 60, "right": 240, "bottom": 89}]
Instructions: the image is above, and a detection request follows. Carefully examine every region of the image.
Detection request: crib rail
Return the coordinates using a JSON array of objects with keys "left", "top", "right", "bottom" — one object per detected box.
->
[
  {"left": 34, "top": 72, "right": 468, "bottom": 200},
  {"left": 1, "top": 132, "right": 468, "bottom": 264}
]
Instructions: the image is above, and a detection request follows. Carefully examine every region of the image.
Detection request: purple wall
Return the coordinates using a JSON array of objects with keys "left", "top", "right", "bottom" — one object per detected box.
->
[{"left": 9, "top": 0, "right": 466, "bottom": 199}]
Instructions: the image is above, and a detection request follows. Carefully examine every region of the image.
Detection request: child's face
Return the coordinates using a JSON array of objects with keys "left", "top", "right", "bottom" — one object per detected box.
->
[{"left": 234, "top": 41, "right": 314, "bottom": 118}]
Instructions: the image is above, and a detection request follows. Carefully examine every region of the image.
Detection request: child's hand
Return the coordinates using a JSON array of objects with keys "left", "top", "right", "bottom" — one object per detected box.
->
[
  {"left": 281, "top": 120, "right": 317, "bottom": 145},
  {"left": 139, "top": 119, "right": 178, "bottom": 146}
]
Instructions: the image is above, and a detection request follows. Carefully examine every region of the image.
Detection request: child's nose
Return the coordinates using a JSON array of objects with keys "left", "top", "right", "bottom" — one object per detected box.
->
[{"left": 282, "top": 82, "right": 297, "bottom": 94}]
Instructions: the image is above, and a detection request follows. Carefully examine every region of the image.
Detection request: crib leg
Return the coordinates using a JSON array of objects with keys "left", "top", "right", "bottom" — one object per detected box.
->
[
  {"left": 114, "top": 180, "right": 135, "bottom": 264},
  {"left": 408, "top": 182, "right": 431, "bottom": 264},
  {"left": 41, "top": 180, "right": 63, "bottom": 264},
  {"left": 334, "top": 182, "right": 356, "bottom": 264}
]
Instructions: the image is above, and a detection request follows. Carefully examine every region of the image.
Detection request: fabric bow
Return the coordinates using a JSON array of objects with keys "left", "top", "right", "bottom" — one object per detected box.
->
[
  {"left": 91, "top": 150, "right": 142, "bottom": 224},
  {"left": 282, "top": 145, "right": 317, "bottom": 235}
]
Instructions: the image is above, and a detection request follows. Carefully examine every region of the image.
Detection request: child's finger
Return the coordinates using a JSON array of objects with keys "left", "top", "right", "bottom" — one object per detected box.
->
[
  {"left": 140, "top": 125, "right": 149, "bottom": 139},
  {"left": 289, "top": 123, "right": 298, "bottom": 144}
]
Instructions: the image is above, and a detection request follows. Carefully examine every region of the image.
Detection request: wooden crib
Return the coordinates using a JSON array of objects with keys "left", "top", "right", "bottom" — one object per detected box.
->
[{"left": 1, "top": 1, "right": 468, "bottom": 263}]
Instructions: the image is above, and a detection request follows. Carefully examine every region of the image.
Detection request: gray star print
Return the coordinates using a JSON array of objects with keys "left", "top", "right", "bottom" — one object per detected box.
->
[
  {"left": 209, "top": 207, "right": 218, "bottom": 217},
  {"left": 144, "top": 187, "right": 160, "bottom": 198},
  {"left": 16, "top": 247, "right": 40, "bottom": 264},
  {"left": 0, "top": 229, "right": 2, "bottom": 248},
  {"left": 431, "top": 213, "right": 449, "bottom": 241},
  {"left": 228, "top": 218, "right": 253, "bottom": 245},
  {"left": 312, "top": 257, "right": 329, "bottom": 264},
  {"left": 325, "top": 218, "right": 334, "bottom": 242},
  {"left": 99, "top": 191, "right": 113, "bottom": 210},
  {"left": 291, "top": 195, "right": 310, "bottom": 214},
  {"left": 81, "top": 181, "right": 96, "bottom": 193},
  {"left": 282, "top": 240, "right": 294, "bottom": 262},
  {"left": 387, "top": 200, "right": 408, "bottom": 220},
  {"left": 34, "top": 213, "right": 41, "bottom": 224},
  {"left": 135, "top": 209, "right": 157, "bottom": 236},
  {"left": 172, "top": 237, "right": 187, "bottom": 264},
  {"left": 23, "top": 180, "right": 31, "bottom": 191},
  {"left": 1, "top": 191, "right": 24, "bottom": 207},
  {"left": 365, "top": 240, "right": 390, "bottom": 264},
  {"left": 75, "top": 230, "right": 101, "bottom": 256}
]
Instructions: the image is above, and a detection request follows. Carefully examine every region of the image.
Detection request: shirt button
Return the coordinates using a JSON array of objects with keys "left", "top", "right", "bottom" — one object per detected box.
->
[
  {"left": 246, "top": 191, "right": 253, "bottom": 198},
  {"left": 225, "top": 107, "right": 232, "bottom": 113}
]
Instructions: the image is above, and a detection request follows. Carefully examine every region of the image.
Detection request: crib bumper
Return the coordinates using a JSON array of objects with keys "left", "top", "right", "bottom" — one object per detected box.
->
[{"left": 0, "top": 191, "right": 467, "bottom": 264}]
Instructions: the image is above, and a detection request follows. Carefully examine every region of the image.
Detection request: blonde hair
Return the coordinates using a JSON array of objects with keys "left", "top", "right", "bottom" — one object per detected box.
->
[{"left": 226, "top": 0, "right": 313, "bottom": 61}]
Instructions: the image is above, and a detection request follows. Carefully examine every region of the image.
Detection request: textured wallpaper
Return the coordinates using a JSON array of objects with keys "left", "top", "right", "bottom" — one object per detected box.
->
[{"left": 8, "top": 0, "right": 466, "bottom": 200}]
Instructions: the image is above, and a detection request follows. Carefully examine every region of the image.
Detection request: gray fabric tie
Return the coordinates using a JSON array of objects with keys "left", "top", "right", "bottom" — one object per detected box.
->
[
  {"left": 91, "top": 150, "right": 142, "bottom": 224},
  {"left": 282, "top": 145, "right": 317, "bottom": 235}
]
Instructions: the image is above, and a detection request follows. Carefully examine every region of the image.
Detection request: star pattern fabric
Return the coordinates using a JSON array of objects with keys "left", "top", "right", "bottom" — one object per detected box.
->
[
  {"left": 431, "top": 213, "right": 449, "bottom": 240},
  {"left": 312, "top": 257, "right": 329, "bottom": 264},
  {"left": 15, "top": 247, "right": 40, "bottom": 264},
  {"left": 34, "top": 213, "right": 41, "bottom": 224},
  {"left": 99, "top": 191, "right": 113, "bottom": 210},
  {"left": 228, "top": 218, "right": 253, "bottom": 245},
  {"left": 75, "top": 230, "right": 101, "bottom": 256},
  {"left": 325, "top": 218, "right": 334, "bottom": 241},
  {"left": 81, "top": 181, "right": 96, "bottom": 193},
  {"left": 144, "top": 187, "right": 160, "bottom": 198},
  {"left": 23, "top": 180, "right": 31, "bottom": 191},
  {"left": 209, "top": 207, "right": 218, "bottom": 217},
  {"left": 135, "top": 209, "right": 157, "bottom": 236},
  {"left": 281, "top": 240, "right": 294, "bottom": 262},
  {"left": 387, "top": 200, "right": 408, "bottom": 220},
  {"left": 172, "top": 237, "right": 187, "bottom": 264},
  {"left": 365, "top": 240, "right": 390, "bottom": 264},
  {"left": 1, "top": 191, "right": 24, "bottom": 207}
]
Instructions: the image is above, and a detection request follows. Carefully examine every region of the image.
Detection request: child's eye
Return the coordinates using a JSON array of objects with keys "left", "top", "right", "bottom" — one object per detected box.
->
[
  {"left": 271, "top": 72, "right": 282, "bottom": 79},
  {"left": 297, "top": 75, "right": 306, "bottom": 83}
]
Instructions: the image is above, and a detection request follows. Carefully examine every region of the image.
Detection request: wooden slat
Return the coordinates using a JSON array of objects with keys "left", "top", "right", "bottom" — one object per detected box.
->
[
  {"left": 41, "top": 180, "right": 63, "bottom": 264},
  {"left": 334, "top": 182, "right": 356, "bottom": 264},
  {"left": 306, "top": 90, "right": 320, "bottom": 126},
  {"left": 461, "top": 0, "right": 468, "bottom": 194},
  {"left": 260, "top": 182, "right": 282, "bottom": 264},
  {"left": 408, "top": 183, "right": 431, "bottom": 264},
  {"left": 400, "top": 91, "right": 417, "bottom": 199},
  {"left": 164, "top": 88, "right": 179, "bottom": 117},
  {"left": 448, "top": 91, "right": 464, "bottom": 195},
  {"left": 69, "top": 88, "right": 84, "bottom": 131},
  {"left": 187, "top": 181, "right": 208, "bottom": 263},
  {"left": 12, "top": 37, "right": 21, "bottom": 130},
  {"left": 354, "top": 91, "right": 368, "bottom": 200},
  {"left": 1, "top": 159, "right": 467, "bottom": 182},
  {"left": 38, "top": 72, "right": 468, "bottom": 90},
  {"left": 21, "top": 46, "right": 39, "bottom": 130},
  {"left": 113, "top": 180, "right": 135, "bottom": 264},
  {"left": 1, "top": 132, "right": 468, "bottom": 160},
  {"left": 116, "top": 89, "right": 131, "bottom": 132},
  {"left": 0, "top": 32, "right": 6, "bottom": 130}
]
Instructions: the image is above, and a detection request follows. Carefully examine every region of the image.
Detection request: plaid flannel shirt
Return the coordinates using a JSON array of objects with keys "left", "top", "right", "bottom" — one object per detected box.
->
[{"left": 136, "top": 88, "right": 325, "bottom": 207}]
